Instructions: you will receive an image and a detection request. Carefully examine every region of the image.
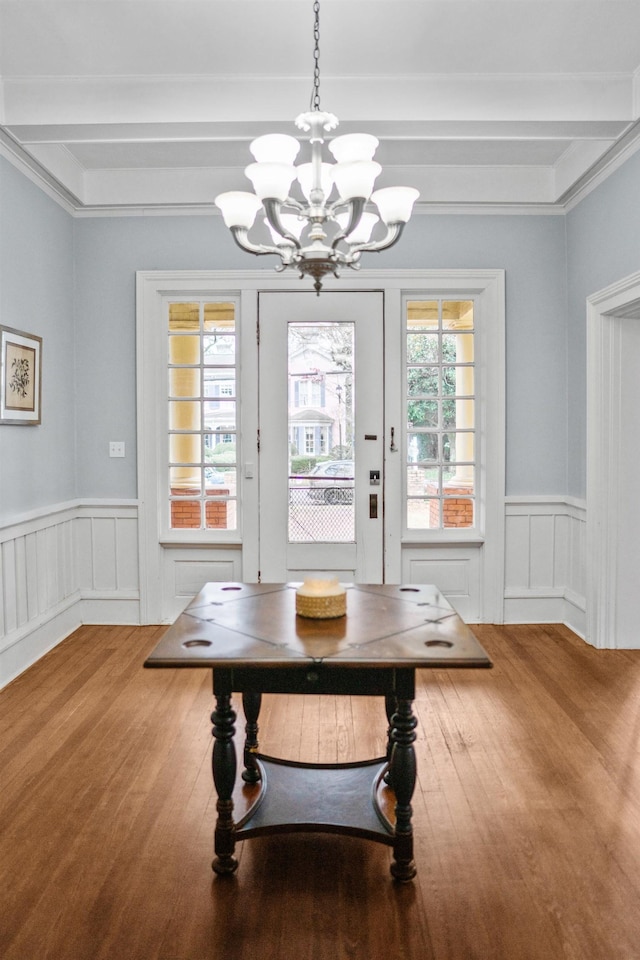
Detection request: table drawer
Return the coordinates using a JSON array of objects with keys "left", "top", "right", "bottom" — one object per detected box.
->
[{"left": 213, "top": 666, "right": 415, "bottom": 698}]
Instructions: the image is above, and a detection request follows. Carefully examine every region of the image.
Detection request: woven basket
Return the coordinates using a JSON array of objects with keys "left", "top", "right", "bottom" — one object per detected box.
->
[{"left": 295, "top": 592, "right": 346, "bottom": 619}]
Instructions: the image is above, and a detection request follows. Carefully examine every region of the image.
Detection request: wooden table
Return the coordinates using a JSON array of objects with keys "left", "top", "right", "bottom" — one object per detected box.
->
[{"left": 144, "top": 582, "right": 491, "bottom": 881}]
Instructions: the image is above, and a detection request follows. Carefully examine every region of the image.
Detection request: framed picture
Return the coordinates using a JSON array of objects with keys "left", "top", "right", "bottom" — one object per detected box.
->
[{"left": 1, "top": 326, "right": 42, "bottom": 425}]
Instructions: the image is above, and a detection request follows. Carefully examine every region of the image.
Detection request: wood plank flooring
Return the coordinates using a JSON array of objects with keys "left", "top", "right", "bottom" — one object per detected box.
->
[{"left": 1, "top": 622, "right": 640, "bottom": 959}]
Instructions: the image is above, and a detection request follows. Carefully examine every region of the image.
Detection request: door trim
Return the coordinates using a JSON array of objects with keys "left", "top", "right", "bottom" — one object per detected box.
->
[
  {"left": 257, "top": 290, "right": 384, "bottom": 583},
  {"left": 136, "top": 269, "right": 504, "bottom": 623},
  {"left": 586, "top": 269, "right": 640, "bottom": 648}
]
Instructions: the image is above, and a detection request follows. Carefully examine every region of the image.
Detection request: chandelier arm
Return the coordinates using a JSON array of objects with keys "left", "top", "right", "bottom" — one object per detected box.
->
[
  {"left": 282, "top": 197, "right": 306, "bottom": 213},
  {"left": 348, "top": 221, "right": 405, "bottom": 255},
  {"left": 263, "top": 198, "right": 303, "bottom": 249},
  {"left": 330, "top": 197, "right": 366, "bottom": 250},
  {"left": 229, "top": 226, "right": 295, "bottom": 262}
]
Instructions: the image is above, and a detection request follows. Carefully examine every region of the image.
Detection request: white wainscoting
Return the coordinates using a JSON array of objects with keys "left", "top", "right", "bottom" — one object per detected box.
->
[
  {"left": 1, "top": 495, "right": 588, "bottom": 688},
  {"left": 401, "top": 543, "right": 483, "bottom": 622},
  {"left": 0, "top": 500, "right": 140, "bottom": 688},
  {"left": 159, "top": 544, "right": 244, "bottom": 624},
  {"left": 504, "top": 497, "right": 586, "bottom": 636}
]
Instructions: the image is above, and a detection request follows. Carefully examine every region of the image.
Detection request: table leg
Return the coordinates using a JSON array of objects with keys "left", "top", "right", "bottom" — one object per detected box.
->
[
  {"left": 389, "top": 698, "right": 418, "bottom": 882},
  {"left": 384, "top": 693, "right": 397, "bottom": 786},
  {"left": 211, "top": 693, "right": 238, "bottom": 875},
  {"left": 241, "top": 691, "right": 262, "bottom": 784}
]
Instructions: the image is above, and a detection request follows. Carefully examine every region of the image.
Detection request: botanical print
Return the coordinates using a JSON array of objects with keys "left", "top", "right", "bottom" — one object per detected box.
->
[
  {"left": 0, "top": 326, "right": 42, "bottom": 425},
  {"left": 5, "top": 342, "right": 36, "bottom": 411}
]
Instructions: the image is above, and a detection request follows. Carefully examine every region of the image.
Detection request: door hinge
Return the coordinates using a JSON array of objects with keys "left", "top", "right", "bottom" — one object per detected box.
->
[
  {"left": 257, "top": 428, "right": 260, "bottom": 452},
  {"left": 258, "top": 570, "right": 262, "bottom": 583},
  {"left": 256, "top": 319, "right": 260, "bottom": 346}
]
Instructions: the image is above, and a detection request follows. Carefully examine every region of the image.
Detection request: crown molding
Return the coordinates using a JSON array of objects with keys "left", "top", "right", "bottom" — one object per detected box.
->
[
  {"left": 3, "top": 118, "right": 639, "bottom": 220},
  {"left": 561, "top": 117, "right": 640, "bottom": 211},
  {"left": 0, "top": 127, "right": 78, "bottom": 214}
]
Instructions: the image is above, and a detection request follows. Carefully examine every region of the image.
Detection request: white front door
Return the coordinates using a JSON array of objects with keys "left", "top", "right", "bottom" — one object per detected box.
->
[{"left": 258, "top": 291, "right": 384, "bottom": 583}]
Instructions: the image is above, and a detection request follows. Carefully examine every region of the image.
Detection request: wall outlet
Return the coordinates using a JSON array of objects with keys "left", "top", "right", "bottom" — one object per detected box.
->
[{"left": 109, "top": 441, "right": 125, "bottom": 458}]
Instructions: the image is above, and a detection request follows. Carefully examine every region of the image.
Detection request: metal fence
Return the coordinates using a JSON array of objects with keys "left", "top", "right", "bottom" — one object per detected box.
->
[{"left": 288, "top": 481, "right": 355, "bottom": 542}]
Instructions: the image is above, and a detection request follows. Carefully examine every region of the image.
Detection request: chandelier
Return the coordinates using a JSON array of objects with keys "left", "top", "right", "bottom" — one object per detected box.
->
[{"left": 214, "top": 0, "right": 419, "bottom": 294}]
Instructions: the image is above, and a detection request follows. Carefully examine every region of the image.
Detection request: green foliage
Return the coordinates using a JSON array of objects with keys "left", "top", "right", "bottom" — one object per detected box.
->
[
  {"left": 205, "top": 442, "right": 236, "bottom": 465},
  {"left": 290, "top": 455, "right": 326, "bottom": 475},
  {"left": 330, "top": 445, "right": 351, "bottom": 459},
  {"left": 406, "top": 333, "right": 459, "bottom": 437}
]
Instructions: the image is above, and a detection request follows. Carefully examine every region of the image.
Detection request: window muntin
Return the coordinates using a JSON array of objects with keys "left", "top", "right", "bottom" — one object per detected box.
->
[
  {"left": 405, "top": 299, "right": 475, "bottom": 530},
  {"left": 167, "top": 300, "right": 238, "bottom": 531}
]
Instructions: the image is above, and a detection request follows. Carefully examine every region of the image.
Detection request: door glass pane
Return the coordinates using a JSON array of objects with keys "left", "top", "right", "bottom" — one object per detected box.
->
[
  {"left": 407, "top": 366, "right": 439, "bottom": 397},
  {"left": 442, "top": 300, "right": 474, "bottom": 330},
  {"left": 203, "top": 302, "right": 235, "bottom": 332},
  {"left": 169, "top": 335, "right": 200, "bottom": 364},
  {"left": 169, "top": 302, "right": 199, "bottom": 332},
  {"left": 169, "top": 401, "right": 201, "bottom": 431},
  {"left": 407, "top": 300, "right": 439, "bottom": 330},
  {"left": 288, "top": 322, "right": 355, "bottom": 543},
  {"left": 169, "top": 368, "right": 199, "bottom": 398}
]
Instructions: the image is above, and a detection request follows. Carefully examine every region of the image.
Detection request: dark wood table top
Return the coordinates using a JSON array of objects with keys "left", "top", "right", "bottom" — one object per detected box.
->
[{"left": 144, "top": 582, "right": 492, "bottom": 670}]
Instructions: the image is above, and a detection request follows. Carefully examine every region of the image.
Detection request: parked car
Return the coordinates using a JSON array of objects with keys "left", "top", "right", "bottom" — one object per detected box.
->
[
  {"left": 305, "top": 460, "right": 354, "bottom": 504},
  {"left": 205, "top": 467, "right": 226, "bottom": 487}
]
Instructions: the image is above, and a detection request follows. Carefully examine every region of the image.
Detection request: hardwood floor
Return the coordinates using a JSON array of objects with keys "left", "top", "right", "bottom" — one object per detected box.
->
[{"left": 2, "top": 622, "right": 640, "bottom": 959}]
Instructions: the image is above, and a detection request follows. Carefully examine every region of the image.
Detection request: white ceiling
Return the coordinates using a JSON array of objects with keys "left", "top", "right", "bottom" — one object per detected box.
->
[{"left": 1, "top": 0, "right": 639, "bottom": 213}]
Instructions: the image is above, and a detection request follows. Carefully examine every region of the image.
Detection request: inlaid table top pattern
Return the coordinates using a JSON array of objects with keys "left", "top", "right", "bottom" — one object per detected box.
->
[
  {"left": 145, "top": 581, "right": 491, "bottom": 669},
  {"left": 145, "top": 582, "right": 492, "bottom": 882}
]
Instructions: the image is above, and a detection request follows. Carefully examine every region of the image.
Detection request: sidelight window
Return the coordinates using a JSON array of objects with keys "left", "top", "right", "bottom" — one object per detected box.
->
[
  {"left": 405, "top": 299, "right": 476, "bottom": 530},
  {"left": 167, "top": 300, "right": 238, "bottom": 531}
]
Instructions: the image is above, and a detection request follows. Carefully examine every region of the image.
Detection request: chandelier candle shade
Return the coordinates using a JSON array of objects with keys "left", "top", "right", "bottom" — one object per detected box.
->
[{"left": 215, "top": 0, "right": 419, "bottom": 294}]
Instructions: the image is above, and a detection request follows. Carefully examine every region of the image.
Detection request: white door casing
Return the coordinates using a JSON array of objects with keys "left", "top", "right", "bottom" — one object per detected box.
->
[
  {"left": 587, "top": 269, "right": 640, "bottom": 648},
  {"left": 136, "top": 269, "right": 504, "bottom": 624}
]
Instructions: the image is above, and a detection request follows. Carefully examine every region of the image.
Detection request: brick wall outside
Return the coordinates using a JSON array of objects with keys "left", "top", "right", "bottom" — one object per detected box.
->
[
  {"left": 425, "top": 481, "right": 473, "bottom": 528},
  {"left": 170, "top": 486, "right": 229, "bottom": 529}
]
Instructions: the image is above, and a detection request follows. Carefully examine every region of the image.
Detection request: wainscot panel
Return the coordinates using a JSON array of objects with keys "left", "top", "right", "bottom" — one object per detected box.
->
[
  {"left": 0, "top": 501, "right": 140, "bottom": 688},
  {"left": 503, "top": 497, "right": 586, "bottom": 636},
  {"left": 401, "top": 544, "right": 482, "bottom": 622},
  {"left": 160, "top": 546, "right": 243, "bottom": 624}
]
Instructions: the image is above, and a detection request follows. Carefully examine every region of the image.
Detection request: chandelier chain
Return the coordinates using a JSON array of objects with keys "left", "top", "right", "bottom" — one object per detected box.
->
[{"left": 310, "top": 0, "right": 321, "bottom": 111}]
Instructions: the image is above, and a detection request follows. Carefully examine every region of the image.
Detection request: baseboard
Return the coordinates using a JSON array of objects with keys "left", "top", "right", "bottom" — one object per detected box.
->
[
  {"left": 79, "top": 595, "right": 141, "bottom": 624},
  {"left": 0, "top": 598, "right": 82, "bottom": 689},
  {"left": 504, "top": 590, "right": 586, "bottom": 639},
  {"left": 563, "top": 589, "right": 587, "bottom": 641},
  {"left": 503, "top": 594, "right": 567, "bottom": 624}
]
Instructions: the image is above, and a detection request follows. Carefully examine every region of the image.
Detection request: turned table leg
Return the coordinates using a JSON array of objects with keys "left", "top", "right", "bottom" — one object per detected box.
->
[
  {"left": 389, "top": 697, "right": 418, "bottom": 882},
  {"left": 241, "top": 691, "right": 262, "bottom": 784},
  {"left": 211, "top": 691, "right": 238, "bottom": 875},
  {"left": 384, "top": 693, "right": 397, "bottom": 787}
]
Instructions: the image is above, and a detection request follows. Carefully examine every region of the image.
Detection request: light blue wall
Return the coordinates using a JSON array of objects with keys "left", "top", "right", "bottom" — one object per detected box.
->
[
  {"left": 74, "top": 210, "right": 568, "bottom": 498},
  {"left": 0, "top": 157, "right": 76, "bottom": 523},
  {"left": 73, "top": 215, "right": 240, "bottom": 498},
  {"left": 381, "top": 213, "right": 568, "bottom": 495},
  {"left": 566, "top": 149, "right": 640, "bottom": 497},
  {"left": 1, "top": 151, "right": 573, "bottom": 513}
]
